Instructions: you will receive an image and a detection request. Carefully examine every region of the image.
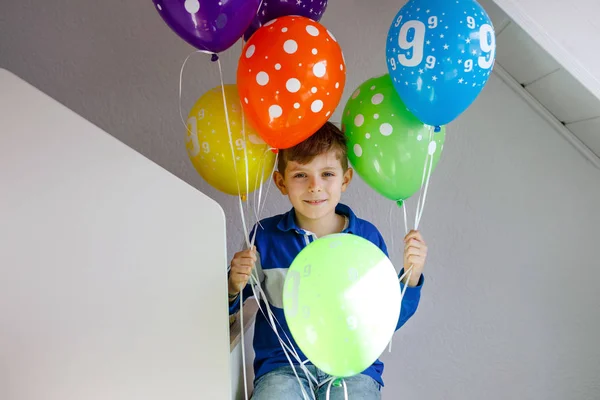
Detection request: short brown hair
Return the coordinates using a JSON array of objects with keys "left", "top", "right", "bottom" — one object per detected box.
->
[{"left": 278, "top": 122, "right": 348, "bottom": 174}]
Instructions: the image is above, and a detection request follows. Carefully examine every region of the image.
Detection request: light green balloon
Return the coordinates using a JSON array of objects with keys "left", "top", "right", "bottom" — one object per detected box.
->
[
  {"left": 342, "top": 74, "right": 446, "bottom": 205},
  {"left": 282, "top": 234, "right": 400, "bottom": 378}
]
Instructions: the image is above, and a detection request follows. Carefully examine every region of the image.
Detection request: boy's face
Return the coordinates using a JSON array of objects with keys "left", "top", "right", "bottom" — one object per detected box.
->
[{"left": 273, "top": 150, "right": 353, "bottom": 221}]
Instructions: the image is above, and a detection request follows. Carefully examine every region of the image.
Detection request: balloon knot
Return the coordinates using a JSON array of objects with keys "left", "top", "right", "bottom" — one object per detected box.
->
[
  {"left": 240, "top": 194, "right": 247, "bottom": 202},
  {"left": 396, "top": 200, "right": 404, "bottom": 208},
  {"left": 434, "top": 126, "right": 441, "bottom": 133},
  {"left": 211, "top": 53, "right": 219, "bottom": 62},
  {"left": 271, "top": 148, "right": 279, "bottom": 154}
]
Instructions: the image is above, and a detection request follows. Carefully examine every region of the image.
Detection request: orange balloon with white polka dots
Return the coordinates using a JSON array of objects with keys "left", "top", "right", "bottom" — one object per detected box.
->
[{"left": 237, "top": 15, "right": 346, "bottom": 149}]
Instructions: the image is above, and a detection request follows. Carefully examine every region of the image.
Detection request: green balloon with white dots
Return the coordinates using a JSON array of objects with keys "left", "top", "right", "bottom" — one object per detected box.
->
[{"left": 342, "top": 74, "right": 445, "bottom": 204}]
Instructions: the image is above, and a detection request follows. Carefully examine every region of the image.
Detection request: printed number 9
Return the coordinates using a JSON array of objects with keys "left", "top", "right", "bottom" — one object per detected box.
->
[
  {"left": 186, "top": 116, "right": 200, "bottom": 157},
  {"left": 464, "top": 59, "right": 474, "bottom": 72},
  {"left": 426, "top": 55, "right": 436, "bottom": 69},
  {"left": 285, "top": 271, "right": 301, "bottom": 318},
  {"left": 394, "top": 14, "right": 403, "bottom": 27},
  {"left": 467, "top": 16, "right": 476, "bottom": 29},
  {"left": 397, "top": 20, "right": 426, "bottom": 67},
  {"left": 428, "top": 16, "right": 438, "bottom": 29},
  {"left": 478, "top": 24, "right": 495, "bottom": 69},
  {"left": 235, "top": 138, "right": 245, "bottom": 151}
]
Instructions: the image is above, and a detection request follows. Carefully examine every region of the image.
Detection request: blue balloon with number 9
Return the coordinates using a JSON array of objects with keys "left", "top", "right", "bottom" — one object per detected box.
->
[{"left": 386, "top": 0, "right": 496, "bottom": 127}]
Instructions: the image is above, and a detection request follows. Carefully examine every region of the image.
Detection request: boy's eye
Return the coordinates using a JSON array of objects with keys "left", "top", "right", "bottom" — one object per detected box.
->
[
  {"left": 293, "top": 173, "right": 307, "bottom": 179},
  {"left": 323, "top": 172, "right": 335, "bottom": 177}
]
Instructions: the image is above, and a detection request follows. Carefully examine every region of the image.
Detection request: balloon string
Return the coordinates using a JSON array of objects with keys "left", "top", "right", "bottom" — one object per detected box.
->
[
  {"left": 415, "top": 126, "right": 435, "bottom": 230},
  {"left": 239, "top": 39, "right": 250, "bottom": 215},
  {"left": 249, "top": 272, "right": 317, "bottom": 390},
  {"left": 248, "top": 274, "right": 316, "bottom": 399},
  {"left": 239, "top": 285, "right": 249, "bottom": 400},
  {"left": 325, "top": 378, "right": 348, "bottom": 400},
  {"left": 414, "top": 126, "right": 433, "bottom": 230},
  {"left": 178, "top": 50, "right": 213, "bottom": 137},
  {"left": 402, "top": 200, "right": 409, "bottom": 235},
  {"left": 216, "top": 57, "right": 251, "bottom": 249},
  {"left": 390, "top": 127, "right": 434, "bottom": 352}
]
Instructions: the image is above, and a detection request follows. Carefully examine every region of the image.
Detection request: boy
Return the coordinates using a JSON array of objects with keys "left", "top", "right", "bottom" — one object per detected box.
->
[{"left": 228, "top": 122, "right": 427, "bottom": 399}]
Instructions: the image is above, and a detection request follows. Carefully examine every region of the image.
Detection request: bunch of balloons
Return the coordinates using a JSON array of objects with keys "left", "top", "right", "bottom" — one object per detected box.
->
[{"left": 154, "top": 0, "right": 496, "bottom": 379}]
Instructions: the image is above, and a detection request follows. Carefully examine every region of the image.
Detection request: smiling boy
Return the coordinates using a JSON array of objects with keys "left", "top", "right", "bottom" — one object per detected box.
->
[{"left": 228, "top": 122, "right": 427, "bottom": 399}]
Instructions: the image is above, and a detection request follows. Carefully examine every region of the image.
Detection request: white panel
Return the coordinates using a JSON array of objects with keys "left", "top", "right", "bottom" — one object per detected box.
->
[
  {"left": 496, "top": 22, "right": 560, "bottom": 85},
  {"left": 526, "top": 69, "right": 600, "bottom": 123},
  {"left": 493, "top": 0, "right": 600, "bottom": 102},
  {"left": 567, "top": 117, "right": 600, "bottom": 157},
  {"left": 0, "top": 69, "right": 231, "bottom": 400}
]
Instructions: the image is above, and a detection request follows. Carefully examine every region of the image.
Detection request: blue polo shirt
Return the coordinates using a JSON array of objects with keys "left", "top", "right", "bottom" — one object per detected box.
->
[{"left": 229, "top": 203, "right": 423, "bottom": 386}]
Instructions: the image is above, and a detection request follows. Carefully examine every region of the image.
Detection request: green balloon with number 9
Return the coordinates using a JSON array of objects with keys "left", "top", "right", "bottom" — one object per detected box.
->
[
  {"left": 342, "top": 74, "right": 445, "bottom": 205},
  {"left": 282, "top": 233, "right": 400, "bottom": 378}
]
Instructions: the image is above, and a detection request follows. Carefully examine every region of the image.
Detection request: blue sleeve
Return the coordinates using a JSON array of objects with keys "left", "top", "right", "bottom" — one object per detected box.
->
[
  {"left": 372, "top": 228, "right": 424, "bottom": 331},
  {"left": 396, "top": 271, "right": 424, "bottom": 331},
  {"left": 228, "top": 282, "right": 254, "bottom": 315}
]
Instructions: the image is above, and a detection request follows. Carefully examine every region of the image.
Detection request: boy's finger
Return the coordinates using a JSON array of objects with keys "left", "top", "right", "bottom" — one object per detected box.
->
[
  {"left": 407, "top": 255, "right": 425, "bottom": 265},
  {"left": 232, "top": 263, "right": 254, "bottom": 272},
  {"left": 405, "top": 239, "right": 427, "bottom": 252},
  {"left": 405, "top": 238, "right": 424, "bottom": 246},
  {"left": 232, "top": 269, "right": 252, "bottom": 278},
  {"left": 404, "top": 230, "right": 423, "bottom": 242}
]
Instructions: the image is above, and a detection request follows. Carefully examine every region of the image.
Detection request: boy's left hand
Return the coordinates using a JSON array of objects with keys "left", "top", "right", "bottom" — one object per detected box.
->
[{"left": 403, "top": 230, "right": 427, "bottom": 287}]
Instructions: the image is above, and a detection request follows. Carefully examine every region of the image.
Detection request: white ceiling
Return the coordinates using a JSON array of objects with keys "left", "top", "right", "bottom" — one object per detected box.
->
[{"left": 480, "top": 0, "right": 600, "bottom": 165}]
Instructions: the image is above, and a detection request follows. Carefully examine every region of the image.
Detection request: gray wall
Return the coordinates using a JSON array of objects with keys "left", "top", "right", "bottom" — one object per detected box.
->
[{"left": 2, "top": 1, "right": 600, "bottom": 399}]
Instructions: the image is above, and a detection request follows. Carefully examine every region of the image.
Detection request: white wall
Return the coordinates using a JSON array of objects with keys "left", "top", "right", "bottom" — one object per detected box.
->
[{"left": 2, "top": 1, "right": 600, "bottom": 399}]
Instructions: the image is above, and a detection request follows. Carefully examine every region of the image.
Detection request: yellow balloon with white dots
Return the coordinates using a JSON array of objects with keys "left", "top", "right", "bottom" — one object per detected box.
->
[{"left": 185, "top": 85, "right": 275, "bottom": 197}]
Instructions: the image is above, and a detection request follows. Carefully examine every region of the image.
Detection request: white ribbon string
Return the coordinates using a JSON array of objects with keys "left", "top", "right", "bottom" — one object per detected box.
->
[
  {"left": 249, "top": 272, "right": 318, "bottom": 387},
  {"left": 216, "top": 57, "right": 252, "bottom": 249},
  {"left": 178, "top": 50, "right": 215, "bottom": 148},
  {"left": 325, "top": 378, "right": 348, "bottom": 400},
  {"left": 415, "top": 126, "right": 435, "bottom": 230},
  {"left": 389, "top": 126, "right": 435, "bottom": 352},
  {"left": 239, "top": 40, "right": 250, "bottom": 214},
  {"left": 248, "top": 275, "right": 316, "bottom": 399},
  {"left": 239, "top": 287, "right": 249, "bottom": 400},
  {"left": 402, "top": 200, "right": 409, "bottom": 236}
]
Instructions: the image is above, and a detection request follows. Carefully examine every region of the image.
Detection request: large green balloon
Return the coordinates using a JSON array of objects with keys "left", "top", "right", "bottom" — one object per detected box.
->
[
  {"left": 283, "top": 234, "right": 400, "bottom": 378},
  {"left": 342, "top": 74, "right": 445, "bottom": 204}
]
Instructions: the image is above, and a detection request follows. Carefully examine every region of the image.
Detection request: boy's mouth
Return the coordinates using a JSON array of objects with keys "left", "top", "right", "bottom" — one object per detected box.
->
[{"left": 303, "top": 200, "right": 327, "bottom": 205}]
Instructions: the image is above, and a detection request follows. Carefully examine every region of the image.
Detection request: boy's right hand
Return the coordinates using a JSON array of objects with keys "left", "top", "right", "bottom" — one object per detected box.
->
[{"left": 228, "top": 246, "right": 257, "bottom": 296}]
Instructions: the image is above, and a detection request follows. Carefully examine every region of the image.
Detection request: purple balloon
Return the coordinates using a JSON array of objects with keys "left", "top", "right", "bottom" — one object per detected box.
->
[
  {"left": 153, "top": 0, "right": 261, "bottom": 54},
  {"left": 244, "top": 0, "right": 328, "bottom": 40}
]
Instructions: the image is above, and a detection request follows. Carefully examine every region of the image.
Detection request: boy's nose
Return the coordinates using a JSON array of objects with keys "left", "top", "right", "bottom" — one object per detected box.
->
[{"left": 308, "top": 177, "right": 322, "bottom": 193}]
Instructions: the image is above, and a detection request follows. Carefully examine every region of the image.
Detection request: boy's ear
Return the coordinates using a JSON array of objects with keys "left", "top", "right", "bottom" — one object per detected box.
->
[
  {"left": 341, "top": 168, "right": 353, "bottom": 192},
  {"left": 273, "top": 171, "right": 288, "bottom": 195}
]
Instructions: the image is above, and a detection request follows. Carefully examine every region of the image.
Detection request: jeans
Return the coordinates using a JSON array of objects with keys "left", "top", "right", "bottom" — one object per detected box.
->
[{"left": 252, "top": 365, "right": 382, "bottom": 400}]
